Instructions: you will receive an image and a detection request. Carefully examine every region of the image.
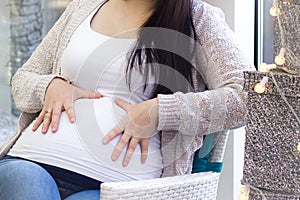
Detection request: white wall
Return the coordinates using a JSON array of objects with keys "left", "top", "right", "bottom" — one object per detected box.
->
[{"left": 203, "top": 0, "right": 255, "bottom": 200}]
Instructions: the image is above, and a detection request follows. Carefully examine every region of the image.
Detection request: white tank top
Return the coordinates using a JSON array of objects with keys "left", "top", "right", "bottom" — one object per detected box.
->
[{"left": 8, "top": 6, "right": 163, "bottom": 182}]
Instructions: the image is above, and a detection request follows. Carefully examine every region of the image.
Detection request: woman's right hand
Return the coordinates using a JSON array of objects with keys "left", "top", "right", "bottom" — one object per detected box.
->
[{"left": 32, "top": 78, "right": 102, "bottom": 133}]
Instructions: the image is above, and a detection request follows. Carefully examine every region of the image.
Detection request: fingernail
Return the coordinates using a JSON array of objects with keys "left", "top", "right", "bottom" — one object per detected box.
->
[
  {"left": 95, "top": 93, "right": 102, "bottom": 98},
  {"left": 103, "top": 138, "right": 108, "bottom": 144},
  {"left": 71, "top": 117, "right": 75, "bottom": 123},
  {"left": 111, "top": 155, "right": 117, "bottom": 161},
  {"left": 123, "top": 161, "right": 128, "bottom": 167}
]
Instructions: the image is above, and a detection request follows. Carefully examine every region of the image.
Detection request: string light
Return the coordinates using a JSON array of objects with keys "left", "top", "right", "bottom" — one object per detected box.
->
[
  {"left": 282, "top": 0, "right": 292, "bottom": 5},
  {"left": 240, "top": 183, "right": 268, "bottom": 200},
  {"left": 254, "top": 77, "right": 269, "bottom": 94},
  {"left": 258, "top": 63, "right": 277, "bottom": 73},
  {"left": 239, "top": 185, "right": 250, "bottom": 200},
  {"left": 245, "top": 2, "right": 299, "bottom": 199},
  {"left": 275, "top": 48, "right": 286, "bottom": 65},
  {"left": 270, "top": 0, "right": 300, "bottom": 72},
  {"left": 270, "top": 0, "right": 281, "bottom": 16}
]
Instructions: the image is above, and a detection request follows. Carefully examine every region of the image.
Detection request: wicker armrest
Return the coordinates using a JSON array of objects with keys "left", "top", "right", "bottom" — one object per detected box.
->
[{"left": 100, "top": 172, "right": 220, "bottom": 200}]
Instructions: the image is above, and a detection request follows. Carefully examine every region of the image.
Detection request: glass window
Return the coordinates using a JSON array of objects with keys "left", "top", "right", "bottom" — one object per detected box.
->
[{"left": 255, "top": 0, "right": 274, "bottom": 67}]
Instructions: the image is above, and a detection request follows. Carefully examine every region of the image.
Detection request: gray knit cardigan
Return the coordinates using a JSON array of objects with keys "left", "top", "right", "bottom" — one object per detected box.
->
[{"left": 0, "top": 0, "right": 254, "bottom": 177}]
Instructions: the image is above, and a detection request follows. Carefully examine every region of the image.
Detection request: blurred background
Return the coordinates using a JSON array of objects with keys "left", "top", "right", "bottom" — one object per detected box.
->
[{"left": 0, "top": 0, "right": 70, "bottom": 143}]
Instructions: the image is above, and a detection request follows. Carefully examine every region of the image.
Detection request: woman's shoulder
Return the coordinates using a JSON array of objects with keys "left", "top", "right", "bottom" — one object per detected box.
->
[
  {"left": 191, "top": 0, "right": 234, "bottom": 46},
  {"left": 66, "top": 0, "right": 88, "bottom": 9},
  {"left": 191, "top": 0, "right": 226, "bottom": 29},
  {"left": 64, "top": 0, "right": 94, "bottom": 11}
]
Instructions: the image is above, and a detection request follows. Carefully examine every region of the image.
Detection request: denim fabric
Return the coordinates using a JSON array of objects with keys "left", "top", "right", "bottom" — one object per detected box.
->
[
  {"left": 0, "top": 157, "right": 60, "bottom": 200},
  {"left": 0, "top": 156, "right": 101, "bottom": 200}
]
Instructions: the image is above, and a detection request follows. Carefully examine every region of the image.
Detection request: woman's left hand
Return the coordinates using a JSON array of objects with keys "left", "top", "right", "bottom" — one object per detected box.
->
[{"left": 103, "top": 98, "right": 159, "bottom": 167}]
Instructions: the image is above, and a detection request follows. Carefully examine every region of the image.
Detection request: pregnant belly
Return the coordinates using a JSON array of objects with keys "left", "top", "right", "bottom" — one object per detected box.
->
[
  {"left": 74, "top": 97, "right": 162, "bottom": 167},
  {"left": 9, "top": 97, "right": 162, "bottom": 175}
]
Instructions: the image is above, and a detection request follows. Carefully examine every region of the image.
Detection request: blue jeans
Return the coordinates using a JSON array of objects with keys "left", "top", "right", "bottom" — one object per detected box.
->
[{"left": 0, "top": 156, "right": 100, "bottom": 200}]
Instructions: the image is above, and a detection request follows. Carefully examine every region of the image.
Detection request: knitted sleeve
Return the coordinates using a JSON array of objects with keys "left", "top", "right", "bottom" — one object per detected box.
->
[
  {"left": 157, "top": 2, "right": 255, "bottom": 135},
  {"left": 11, "top": 0, "right": 83, "bottom": 113}
]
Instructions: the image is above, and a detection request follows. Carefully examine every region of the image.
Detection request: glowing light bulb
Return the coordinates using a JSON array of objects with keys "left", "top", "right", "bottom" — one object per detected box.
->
[
  {"left": 283, "top": 0, "right": 291, "bottom": 5},
  {"left": 239, "top": 185, "right": 250, "bottom": 200},
  {"left": 270, "top": 0, "right": 281, "bottom": 16},
  {"left": 254, "top": 77, "right": 269, "bottom": 94},
  {"left": 258, "top": 63, "right": 277, "bottom": 73},
  {"left": 275, "top": 48, "right": 286, "bottom": 65},
  {"left": 270, "top": 6, "right": 281, "bottom": 16}
]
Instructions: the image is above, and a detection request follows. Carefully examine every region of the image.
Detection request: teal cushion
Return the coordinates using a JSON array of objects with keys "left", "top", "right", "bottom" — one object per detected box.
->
[{"left": 192, "top": 134, "right": 223, "bottom": 173}]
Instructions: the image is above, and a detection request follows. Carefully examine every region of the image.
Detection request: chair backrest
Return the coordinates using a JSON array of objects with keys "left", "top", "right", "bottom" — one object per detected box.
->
[{"left": 192, "top": 131, "right": 229, "bottom": 173}]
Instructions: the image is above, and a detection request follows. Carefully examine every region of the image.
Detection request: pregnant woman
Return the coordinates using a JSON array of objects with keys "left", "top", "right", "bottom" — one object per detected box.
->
[{"left": 0, "top": 0, "right": 254, "bottom": 199}]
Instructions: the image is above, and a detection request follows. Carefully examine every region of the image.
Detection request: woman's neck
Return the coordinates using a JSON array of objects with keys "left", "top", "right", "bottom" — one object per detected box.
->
[
  {"left": 110, "top": 0, "right": 156, "bottom": 18},
  {"left": 90, "top": 0, "right": 157, "bottom": 37}
]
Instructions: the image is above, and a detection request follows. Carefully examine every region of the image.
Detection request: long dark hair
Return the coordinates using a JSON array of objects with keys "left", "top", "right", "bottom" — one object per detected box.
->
[{"left": 127, "top": 0, "right": 197, "bottom": 97}]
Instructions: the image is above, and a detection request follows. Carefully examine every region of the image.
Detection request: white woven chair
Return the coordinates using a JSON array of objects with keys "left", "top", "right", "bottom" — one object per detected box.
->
[{"left": 100, "top": 132, "right": 229, "bottom": 200}]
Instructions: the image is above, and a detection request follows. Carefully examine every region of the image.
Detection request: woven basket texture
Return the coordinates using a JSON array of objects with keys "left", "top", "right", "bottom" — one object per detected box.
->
[{"left": 100, "top": 172, "right": 220, "bottom": 200}]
